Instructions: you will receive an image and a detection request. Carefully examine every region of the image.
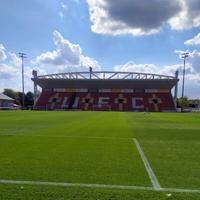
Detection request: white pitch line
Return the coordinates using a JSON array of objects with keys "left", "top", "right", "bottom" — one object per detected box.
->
[
  {"left": 162, "top": 187, "right": 200, "bottom": 194},
  {"left": 0, "top": 179, "right": 153, "bottom": 191},
  {"left": 1, "top": 179, "right": 200, "bottom": 194},
  {"left": 133, "top": 138, "right": 161, "bottom": 190},
  {"left": 0, "top": 134, "right": 132, "bottom": 140}
]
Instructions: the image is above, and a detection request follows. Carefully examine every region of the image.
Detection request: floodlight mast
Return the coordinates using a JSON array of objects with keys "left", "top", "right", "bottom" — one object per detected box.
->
[
  {"left": 181, "top": 52, "right": 189, "bottom": 112},
  {"left": 19, "top": 53, "right": 26, "bottom": 110}
]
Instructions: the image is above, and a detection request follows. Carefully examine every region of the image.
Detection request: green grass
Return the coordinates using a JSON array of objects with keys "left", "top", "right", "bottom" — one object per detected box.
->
[
  {"left": 129, "top": 113, "right": 200, "bottom": 190},
  {"left": 0, "top": 111, "right": 200, "bottom": 199}
]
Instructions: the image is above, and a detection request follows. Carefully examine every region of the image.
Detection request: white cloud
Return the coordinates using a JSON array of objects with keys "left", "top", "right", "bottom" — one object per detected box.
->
[
  {"left": 114, "top": 61, "right": 181, "bottom": 78},
  {"left": 86, "top": 0, "right": 200, "bottom": 36},
  {"left": 8, "top": 53, "right": 22, "bottom": 67},
  {"left": 0, "top": 50, "right": 21, "bottom": 80},
  {"left": 32, "top": 67, "right": 47, "bottom": 76},
  {"left": 188, "top": 73, "right": 200, "bottom": 83},
  {"left": 175, "top": 50, "right": 200, "bottom": 73},
  {"left": 0, "top": 44, "right": 7, "bottom": 61},
  {"left": 0, "top": 64, "right": 19, "bottom": 79},
  {"left": 80, "top": 56, "right": 100, "bottom": 71},
  {"left": 175, "top": 50, "right": 190, "bottom": 60},
  {"left": 157, "top": 0, "right": 200, "bottom": 30},
  {"left": 114, "top": 61, "right": 158, "bottom": 73},
  {"left": 187, "top": 50, "right": 200, "bottom": 73},
  {"left": 61, "top": 2, "right": 67, "bottom": 9},
  {"left": 160, "top": 65, "right": 181, "bottom": 76},
  {"left": 184, "top": 33, "right": 200, "bottom": 45},
  {"left": 59, "top": 2, "right": 68, "bottom": 18},
  {"left": 33, "top": 30, "right": 101, "bottom": 72},
  {"left": 59, "top": 12, "right": 64, "bottom": 18},
  {"left": 0, "top": 50, "right": 34, "bottom": 92},
  {"left": 0, "top": 62, "right": 39, "bottom": 93},
  {"left": 113, "top": 60, "right": 200, "bottom": 98}
]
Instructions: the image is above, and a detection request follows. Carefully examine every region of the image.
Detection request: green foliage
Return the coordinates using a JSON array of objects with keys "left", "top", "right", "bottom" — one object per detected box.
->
[
  {"left": 3, "top": 88, "right": 34, "bottom": 107},
  {"left": 25, "top": 91, "right": 34, "bottom": 106},
  {"left": 3, "top": 88, "right": 20, "bottom": 104},
  {"left": 18, "top": 91, "right": 34, "bottom": 107},
  {"left": 0, "top": 111, "right": 200, "bottom": 199},
  {"left": 177, "top": 96, "right": 191, "bottom": 108}
]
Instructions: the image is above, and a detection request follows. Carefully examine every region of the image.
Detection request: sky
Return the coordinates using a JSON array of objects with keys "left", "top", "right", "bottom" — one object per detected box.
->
[{"left": 0, "top": 0, "right": 200, "bottom": 99}]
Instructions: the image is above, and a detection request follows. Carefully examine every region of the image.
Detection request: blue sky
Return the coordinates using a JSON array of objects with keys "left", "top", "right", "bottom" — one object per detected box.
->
[{"left": 0, "top": 0, "right": 200, "bottom": 98}]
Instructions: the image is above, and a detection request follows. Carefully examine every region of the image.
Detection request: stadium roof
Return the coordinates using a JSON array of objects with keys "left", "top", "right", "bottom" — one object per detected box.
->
[{"left": 31, "top": 71, "right": 179, "bottom": 90}]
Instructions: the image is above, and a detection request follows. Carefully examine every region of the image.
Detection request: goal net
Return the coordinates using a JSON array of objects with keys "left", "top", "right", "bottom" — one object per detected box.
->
[{"left": 93, "top": 105, "right": 111, "bottom": 111}]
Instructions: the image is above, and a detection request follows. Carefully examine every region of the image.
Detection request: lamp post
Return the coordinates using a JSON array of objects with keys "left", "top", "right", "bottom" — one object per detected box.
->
[
  {"left": 181, "top": 52, "right": 189, "bottom": 112},
  {"left": 19, "top": 53, "right": 26, "bottom": 110}
]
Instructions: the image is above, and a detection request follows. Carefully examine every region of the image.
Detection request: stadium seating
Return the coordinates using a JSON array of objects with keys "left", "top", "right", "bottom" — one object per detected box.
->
[{"left": 34, "top": 91, "right": 176, "bottom": 112}]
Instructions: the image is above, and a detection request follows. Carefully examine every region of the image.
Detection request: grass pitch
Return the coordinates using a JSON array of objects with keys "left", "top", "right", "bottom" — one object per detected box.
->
[{"left": 0, "top": 111, "right": 200, "bottom": 199}]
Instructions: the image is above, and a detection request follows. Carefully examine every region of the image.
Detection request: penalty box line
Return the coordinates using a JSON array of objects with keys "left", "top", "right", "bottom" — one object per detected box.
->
[
  {"left": 133, "top": 138, "right": 161, "bottom": 190},
  {"left": 1, "top": 179, "right": 200, "bottom": 194}
]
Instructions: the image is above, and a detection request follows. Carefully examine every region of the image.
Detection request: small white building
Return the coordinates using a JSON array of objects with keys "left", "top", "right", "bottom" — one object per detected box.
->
[{"left": 0, "top": 93, "right": 14, "bottom": 109}]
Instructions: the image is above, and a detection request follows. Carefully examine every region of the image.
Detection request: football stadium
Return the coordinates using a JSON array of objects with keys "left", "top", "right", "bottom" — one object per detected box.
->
[
  {"left": 0, "top": 111, "right": 200, "bottom": 199},
  {"left": 1, "top": 70, "right": 200, "bottom": 200},
  {"left": 31, "top": 69, "right": 179, "bottom": 112}
]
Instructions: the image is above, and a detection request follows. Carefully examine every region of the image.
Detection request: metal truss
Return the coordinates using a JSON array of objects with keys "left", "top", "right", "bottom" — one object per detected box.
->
[{"left": 35, "top": 71, "right": 176, "bottom": 80}]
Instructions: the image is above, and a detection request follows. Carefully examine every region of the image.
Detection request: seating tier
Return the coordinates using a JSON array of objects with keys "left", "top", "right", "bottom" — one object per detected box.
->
[{"left": 34, "top": 91, "right": 176, "bottom": 112}]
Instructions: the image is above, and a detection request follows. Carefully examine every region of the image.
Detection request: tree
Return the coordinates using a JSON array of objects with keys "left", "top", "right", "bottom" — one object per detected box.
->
[
  {"left": 178, "top": 96, "right": 190, "bottom": 109},
  {"left": 3, "top": 89, "right": 20, "bottom": 105},
  {"left": 3, "top": 89, "right": 34, "bottom": 109},
  {"left": 18, "top": 91, "right": 34, "bottom": 109},
  {"left": 25, "top": 91, "right": 34, "bottom": 107}
]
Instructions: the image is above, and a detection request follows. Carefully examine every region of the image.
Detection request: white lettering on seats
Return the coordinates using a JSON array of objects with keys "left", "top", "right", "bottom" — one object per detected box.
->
[
  {"left": 98, "top": 97, "right": 110, "bottom": 106},
  {"left": 132, "top": 98, "right": 144, "bottom": 109}
]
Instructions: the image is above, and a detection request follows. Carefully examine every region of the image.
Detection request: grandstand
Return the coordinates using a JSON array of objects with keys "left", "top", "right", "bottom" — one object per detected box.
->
[{"left": 31, "top": 69, "right": 179, "bottom": 112}]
